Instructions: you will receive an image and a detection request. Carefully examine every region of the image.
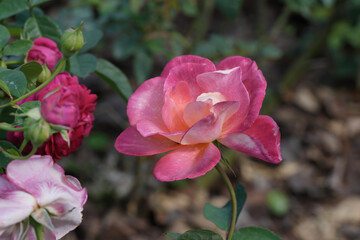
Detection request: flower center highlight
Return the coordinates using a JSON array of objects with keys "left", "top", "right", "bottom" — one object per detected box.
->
[{"left": 196, "top": 92, "right": 226, "bottom": 105}]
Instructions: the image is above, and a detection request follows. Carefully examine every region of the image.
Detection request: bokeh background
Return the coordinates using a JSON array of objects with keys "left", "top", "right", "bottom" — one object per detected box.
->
[{"left": 39, "top": 0, "right": 360, "bottom": 239}]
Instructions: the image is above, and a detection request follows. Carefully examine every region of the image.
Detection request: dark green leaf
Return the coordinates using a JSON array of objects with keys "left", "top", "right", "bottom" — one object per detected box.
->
[
  {"left": 95, "top": 58, "right": 132, "bottom": 101},
  {"left": 69, "top": 53, "right": 97, "bottom": 78},
  {"left": 19, "top": 62, "right": 43, "bottom": 82},
  {"left": 0, "top": 80, "right": 12, "bottom": 100},
  {"left": 23, "top": 16, "right": 62, "bottom": 44},
  {"left": 0, "top": 69, "right": 27, "bottom": 97},
  {"left": 0, "top": 25, "right": 10, "bottom": 50},
  {"left": 80, "top": 29, "right": 103, "bottom": 53},
  {"left": 133, "top": 50, "right": 152, "bottom": 85},
  {"left": 178, "top": 230, "right": 223, "bottom": 240},
  {"left": 204, "top": 183, "right": 246, "bottom": 231},
  {"left": 0, "top": 0, "right": 28, "bottom": 21},
  {"left": 14, "top": 101, "right": 41, "bottom": 126},
  {"left": 215, "top": 0, "right": 242, "bottom": 19},
  {"left": 232, "top": 227, "right": 282, "bottom": 240},
  {"left": 166, "top": 233, "right": 182, "bottom": 239},
  {"left": 29, "top": 0, "right": 52, "bottom": 7},
  {"left": 3, "top": 40, "right": 33, "bottom": 56},
  {"left": 0, "top": 140, "right": 19, "bottom": 168},
  {"left": 113, "top": 34, "right": 139, "bottom": 60}
]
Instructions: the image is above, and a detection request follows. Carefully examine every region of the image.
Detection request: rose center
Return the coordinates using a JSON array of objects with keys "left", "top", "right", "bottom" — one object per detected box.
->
[{"left": 196, "top": 92, "right": 226, "bottom": 105}]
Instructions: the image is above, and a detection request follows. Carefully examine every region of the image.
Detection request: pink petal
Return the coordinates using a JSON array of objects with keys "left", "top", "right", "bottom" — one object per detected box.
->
[
  {"left": 6, "top": 156, "right": 87, "bottom": 208},
  {"left": 47, "top": 206, "right": 83, "bottom": 239},
  {"left": 162, "top": 81, "right": 192, "bottom": 132},
  {"left": 183, "top": 101, "right": 211, "bottom": 127},
  {"left": 216, "top": 56, "right": 266, "bottom": 131},
  {"left": 181, "top": 101, "right": 240, "bottom": 145},
  {"left": 219, "top": 116, "right": 282, "bottom": 163},
  {"left": 161, "top": 55, "right": 215, "bottom": 78},
  {"left": 115, "top": 126, "right": 179, "bottom": 156},
  {"left": 153, "top": 143, "right": 221, "bottom": 181},
  {"left": 163, "top": 63, "right": 216, "bottom": 99},
  {"left": 136, "top": 119, "right": 168, "bottom": 137},
  {"left": 127, "top": 77, "right": 167, "bottom": 130}
]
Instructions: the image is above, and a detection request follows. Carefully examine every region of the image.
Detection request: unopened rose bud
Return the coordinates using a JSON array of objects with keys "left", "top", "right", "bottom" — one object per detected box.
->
[
  {"left": 24, "top": 118, "right": 51, "bottom": 147},
  {"left": 37, "top": 64, "right": 51, "bottom": 84},
  {"left": 61, "top": 25, "right": 85, "bottom": 57}
]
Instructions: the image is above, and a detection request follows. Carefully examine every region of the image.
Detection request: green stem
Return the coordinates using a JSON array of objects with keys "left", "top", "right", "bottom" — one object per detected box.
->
[
  {"left": 1, "top": 146, "right": 37, "bottom": 160},
  {"left": 19, "top": 139, "right": 29, "bottom": 153},
  {"left": 5, "top": 60, "right": 23, "bottom": 65},
  {"left": 30, "top": 216, "right": 44, "bottom": 240},
  {"left": 0, "top": 124, "right": 26, "bottom": 132},
  {"left": 0, "top": 58, "right": 66, "bottom": 109},
  {"left": 216, "top": 164, "right": 237, "bottom": 240}
]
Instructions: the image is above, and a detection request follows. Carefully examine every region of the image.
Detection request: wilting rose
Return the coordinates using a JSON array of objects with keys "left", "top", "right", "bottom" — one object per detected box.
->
[
  {"left": 115, "top": 55, "right": 282, "bottom": 181},
  {"left": 8, "top": 73, "right": 97, "bottom": 159},
  {"left": 26, "top": 37, "right": 63, "bottom": 71},
  {"left": 0, "top": 155, "right": 87, "bottom": 240}
]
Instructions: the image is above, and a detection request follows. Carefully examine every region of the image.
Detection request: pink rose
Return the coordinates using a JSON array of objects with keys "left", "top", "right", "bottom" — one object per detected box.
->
[
  {"left": 0, "top": 155, "right": 87, "bottom": 239},
  {"left": 26, "top": 37, "right": 63, "bottom": 71},
  {"left": 115, "top": 55, "right": 282, "bottom": 181},
  {"left": 8, "top": 73, "right": 97, "bottom": 159}
]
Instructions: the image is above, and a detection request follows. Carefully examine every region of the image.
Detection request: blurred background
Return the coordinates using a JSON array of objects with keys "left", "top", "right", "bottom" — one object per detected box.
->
[{"left": 39, "top": 0, "right": 360, "bottom": 239}]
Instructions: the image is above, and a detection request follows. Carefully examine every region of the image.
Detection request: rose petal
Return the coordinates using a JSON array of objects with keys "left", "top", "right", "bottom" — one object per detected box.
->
[
  {"left": 162, "top": 81, "right": 192, "bottom": 132},
  {"left": 181, "top": 101, "right": 240, "bottom": 145},
  {"left": 161, "top": 55, "right": 215, "bottom": 78},
  {"left": 153, "top": 143, "right": 221, "bottom": 181},
  {"left": 219, "top": 115, "right": 282, "bottom": 163},
  {"left": 183, "top": 101, "right": 211, "bottom": 127},
  {"left": 47, "top": 206, "right": 83, "bottom": 239},
  {"left": 6, "top": 156, "right": 87, "bottom": 208},
  {"left": 164, "top": 63, "right": 216, "bottom": 98},
  {"left": 216, "top": 56, "right": 266, "bottom": 131},
  {"left": 127, "top": 77, "right": 167, "bottom": 130},
  {"left": 115, "top": 126, "right": 179, "bottom": 156}
]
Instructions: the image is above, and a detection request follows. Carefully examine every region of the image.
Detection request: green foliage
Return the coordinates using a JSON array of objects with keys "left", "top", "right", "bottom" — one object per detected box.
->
[
  {"left": 80, "top": 29, "right": 103, "bottom": 53},
  {"left": 69, "top": 53, "right": 97, "bottom": 78},
  {"left": 14, "top": 101, "right": 41, "bottom": 126},
  {"left": 0, "top": 25, "right": 11, "bottom": 50},
  {"left": 0, "top": 69, "right": 27, "bottom": 97},
  {"left": 0, "top": 0, "right": 29, "bottom": 21},
  {"left": 3, "top": 40, "right": 33, "bottom": 56},
  {"left": 167, "top": 230, "right": 223, "bottom": 240},
  {"left": 266, "top": 190, "right": 290, "bottom": 217},
  {"left": 85, "top": 132, "right": 110, "bottom": 152},
  {"left": 231, "top": 227, "right": 282, "bottom": 240},
  {"left": 0, "top": 140, "right": 20, "bottom": 168},
  {"left": 215, "top": 0, "right": 242, "bottom": 19},
  {"left": 19, "top": 62, "right": 43, "bottom": 82},
  {"left": 23, "top": 16, "right": 62, "bottom": 44},
  {"left": 133, "top": 49, "right": 152, "bottom": 85},
  {"left": 95, "top": 58, "right": 133, "bottom": 101},
  {"left": 204, "top": 183, "right": 246, "bottom": 231}
]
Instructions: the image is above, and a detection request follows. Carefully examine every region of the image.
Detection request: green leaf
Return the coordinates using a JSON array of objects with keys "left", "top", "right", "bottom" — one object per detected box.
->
[
  {"left": 80, "top": 29, "right": 103, "bottom": 53},
  {"left": 166, "top": 233, "right": 182, "bottom": 239},
  {"left": 14, "top": 101, "right": 41, "bottom": 125},
  {"left": 178, "top": 230, "right": 223, "bottom": 240},
  {"left": 232, "top": 227, "right": 282, "bottom": 240},
  {"left": 215, "top": 0, "right": 242, "bottom": 19},
  {"left": 23, "top": 16, "right": 62, "bottom": 44},
  {"left": 0, "top": 0, "right": 28, "bottom": 21},
  {"left": 3, "top": 40, "right": 33, "bottom": 56},
  {"left": 69, "top": 53, "right": 97, "bottom": 78},
  {"left": 0, "top": 140, "right": 19, "bottom": 168},
  {"left": 204, "top": 183, "right": 246, "bottom": 231},
  {"left": 0, "top": 69, "right": 27, "bottom": 97},
  {"left": 0, "top": 80, "right": 13, "bottom": 100},
  {"left": 29, "top": 0, "right": 52, "bottom": 7},
  {"left": 95, "top": 58, "right": 132, "bottom": 101},
  {"left": 133, "top": 50, "right": 152, "bottom": 85},
  {"left": 266, "top": 190, "right": 290, "bottom": 217},
  {"left": 0, "top": 25, "right": 10, "bottom": 50},
  {"left": 60, "top": 130, "right": 70, "bottom": 147},
  {"left": 19, "top": 62, "right": 43, "bottom": 82}
]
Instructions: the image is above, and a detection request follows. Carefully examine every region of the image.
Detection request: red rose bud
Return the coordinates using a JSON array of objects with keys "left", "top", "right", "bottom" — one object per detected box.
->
[
  {"left": 26, "top": 37, "right": 63, "bottom": 72},
  {"left": 37, "top": 64, "right": 51, "bottom": 84},
  {"left": 23, "top": 117, "right": 51, "bottom": 147},
  {"left": 61, "top": 25, "right": 85, "bottom": 57},
  {"left": 41, "top": 87, "right": 80, "bottom": 128}
]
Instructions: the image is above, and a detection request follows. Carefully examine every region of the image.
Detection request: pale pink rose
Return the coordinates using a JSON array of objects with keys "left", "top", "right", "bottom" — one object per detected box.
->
[
  {"left": 26, "top": 37, "right": 63, "bottom": 71},
  {"left": 0, "top": 155, "right": 87, "bottom": 240},
  {"left": 115, "top": 55, "right": 282, "bottom": 181}
]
